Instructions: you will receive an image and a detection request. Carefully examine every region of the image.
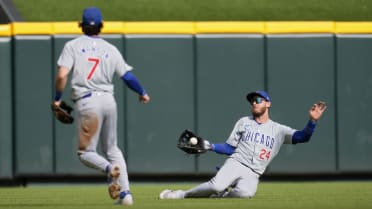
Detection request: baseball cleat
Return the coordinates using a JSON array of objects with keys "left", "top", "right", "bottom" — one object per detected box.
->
[
  {"left": 107, "top": 164, "right": 121, "bottom": 199},
  {"left": 115, "top": 191, "right": 134, "bottom": 206},
  {"left": 108, "top": 183, "right": 121, "bottom": 199},
  {"left": 159, "top": 189, "right": 185, "bottom": 199}
]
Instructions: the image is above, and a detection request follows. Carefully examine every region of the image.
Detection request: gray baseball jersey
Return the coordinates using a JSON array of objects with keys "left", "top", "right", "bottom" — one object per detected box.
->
[
  {"left": 226, "top": 116, "right": 296, "bottom": 174},
  {"left": 57, "top": 35, "right": 132, "bottom": 100}
]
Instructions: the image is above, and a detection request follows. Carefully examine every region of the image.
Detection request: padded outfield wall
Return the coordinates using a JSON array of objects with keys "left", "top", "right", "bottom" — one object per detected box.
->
[{"left": 0, "top": 22, "right": 371, "bottom": 180}]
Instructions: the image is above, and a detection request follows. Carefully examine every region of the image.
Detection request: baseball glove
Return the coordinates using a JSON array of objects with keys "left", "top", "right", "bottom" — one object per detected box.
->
[
  {"left": 177, "top": 129, "right": 207, "bottom": 154},
  {"left": 51, "top": 101, "right": 74, "bottom": 124}
]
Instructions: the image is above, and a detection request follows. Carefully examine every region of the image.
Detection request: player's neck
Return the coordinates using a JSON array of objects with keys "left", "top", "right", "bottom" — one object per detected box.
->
[{"left": 254, "top": 113, "right": 269, "bottom": 124}]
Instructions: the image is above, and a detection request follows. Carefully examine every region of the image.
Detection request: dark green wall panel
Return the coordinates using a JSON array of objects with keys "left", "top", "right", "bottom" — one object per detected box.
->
[
  {"left": 336, "top": 35, "right": 372, "bottom": 172},
  {"left": 0, "top": 37, "right": 13, "bottom": 178},
  {"left": 14, "top": 36, "right": 53, "bottom": 175},
  {"left": 266, "top": 35, "right": 336, "bottom": 174},
  {"left": 125, "top": 35, "right": 195, "bottom": 173},
  {"left": 195, "top": 35, "right": 265, "bottom": 173},
  {"left": 2, "top": 33, "right": 371, "bottom": 178}
]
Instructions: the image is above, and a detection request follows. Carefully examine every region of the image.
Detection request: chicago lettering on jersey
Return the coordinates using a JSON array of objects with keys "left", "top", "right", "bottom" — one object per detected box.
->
[{"left": 242, "top": 130, "right": 274, "bottom": 149}]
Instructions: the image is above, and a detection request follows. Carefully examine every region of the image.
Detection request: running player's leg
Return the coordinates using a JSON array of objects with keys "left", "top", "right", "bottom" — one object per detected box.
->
[
  {"left": 76, "top": 104, "right": 111, "bottom": 172},
  {"left": 100, "top": 97, "right": 130, "bottom": 192}
]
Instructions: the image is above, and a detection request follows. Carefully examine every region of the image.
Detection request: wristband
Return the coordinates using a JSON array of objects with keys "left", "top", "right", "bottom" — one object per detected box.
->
[{"left": 54, "top": 91, "right": 63, "bottom": 101}]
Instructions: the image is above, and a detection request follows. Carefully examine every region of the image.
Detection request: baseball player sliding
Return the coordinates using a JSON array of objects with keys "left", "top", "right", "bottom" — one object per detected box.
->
[
  {"left": 52, "top": 7, "right": 150, "bottom": 205},
  {"left": 160, "top": 90, "right": 327, "bottom": 199}
]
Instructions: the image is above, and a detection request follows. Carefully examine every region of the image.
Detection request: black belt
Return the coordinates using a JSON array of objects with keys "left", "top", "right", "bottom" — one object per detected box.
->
[{"left": 73, "top": 92, "right": 92, "bottom": 103}]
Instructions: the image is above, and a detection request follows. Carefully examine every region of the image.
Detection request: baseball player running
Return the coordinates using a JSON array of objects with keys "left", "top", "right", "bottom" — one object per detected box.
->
[
  {"left": 160, "top": 90, "right": 326, "bottom": 199},
  {"left": 52, "top": 7, "right": 150, "bottom": 205}
]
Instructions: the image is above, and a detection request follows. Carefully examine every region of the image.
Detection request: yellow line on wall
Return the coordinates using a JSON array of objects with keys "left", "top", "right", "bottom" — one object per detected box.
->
[{"left": 1, "top": 21, "right": 372, "bottom": 36}]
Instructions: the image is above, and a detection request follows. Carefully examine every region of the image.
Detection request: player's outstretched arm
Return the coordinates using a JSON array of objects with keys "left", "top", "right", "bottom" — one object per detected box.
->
[
  {"left": 121, "top": 71, "right": 150, "bottom": 104},
  {"left": 292, "top": 101, "right": 327, "bottom": 144},
  {"left": 309, "top": 101, "right": 327, "bottom": 122},
  {"left": 209, "top": 143, "right": 236, "bottom": 155}
]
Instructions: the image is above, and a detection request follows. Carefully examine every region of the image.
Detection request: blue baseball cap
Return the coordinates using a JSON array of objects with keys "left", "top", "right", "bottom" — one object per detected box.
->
[
  {"left": 82, "top": 7, "right": 102, "bottom": 26},
  {"left": 246, "top": 90, "right": 271, "bottom": 102}
]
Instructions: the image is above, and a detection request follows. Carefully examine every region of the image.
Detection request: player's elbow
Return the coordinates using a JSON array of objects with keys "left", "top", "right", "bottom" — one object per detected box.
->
[
  {"left": 56, "top": 66, "right": 69, "bottom": 80},
  {"left": 56, "top": 74, "right": 67, "bottom": 81}
]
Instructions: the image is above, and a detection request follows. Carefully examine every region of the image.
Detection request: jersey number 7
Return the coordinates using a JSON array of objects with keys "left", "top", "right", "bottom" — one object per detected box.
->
[{"left": 87, "top": 57, "right": 100, "bottom": 80}]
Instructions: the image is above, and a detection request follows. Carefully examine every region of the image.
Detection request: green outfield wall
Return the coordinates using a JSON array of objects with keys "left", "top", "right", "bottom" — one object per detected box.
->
[{"left": 0, "top": 22, "right": 371, "bottom": 179}]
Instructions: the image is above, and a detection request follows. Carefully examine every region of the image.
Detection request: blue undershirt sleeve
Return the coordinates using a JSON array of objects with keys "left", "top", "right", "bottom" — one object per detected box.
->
[
  {"left": 211, "top": 143, "right": 236, "bottom": 155},
  {"left": 121, "top": 71, "right": 146, "bottom": 96},
  {"left": 292, "top": 120, "right": 317, "bottom": 144}
]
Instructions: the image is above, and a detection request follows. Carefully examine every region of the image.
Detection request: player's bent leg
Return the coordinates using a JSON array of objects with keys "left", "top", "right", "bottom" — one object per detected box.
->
[
  {"left": 77, "top": 150, "right": 110, "bottom": 172},
  {"left": 186, "top": 158, "right": 243, "bottom": 198},
  {"left": 104, "top": 150, "right": 130, "bottom": 200},
  {"left": 105, "top": 146, "right": 130, "bottom": 192},
  {"left": 223, "top": 169, "right": 259, "bottom": 198},
  {"left": 183, "top": 181, "right": 228, "bottom": 198},
  {"left": 99, "top": 102, "right": 131, "bottom": 193}
]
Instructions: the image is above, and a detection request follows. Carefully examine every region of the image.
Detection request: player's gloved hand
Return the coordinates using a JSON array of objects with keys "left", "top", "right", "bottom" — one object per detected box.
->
[{"left": 203, "top": 140, "right": 213, "bottom": 150}]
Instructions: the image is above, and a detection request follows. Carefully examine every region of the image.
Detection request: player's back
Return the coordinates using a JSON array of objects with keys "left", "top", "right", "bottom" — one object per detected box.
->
[{"left": 59, "top": 35, "right": 131, "bottom": 100}]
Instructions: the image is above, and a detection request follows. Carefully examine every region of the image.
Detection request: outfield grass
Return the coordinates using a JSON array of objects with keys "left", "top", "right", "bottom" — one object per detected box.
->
[
  {"left": 0, "top": 181, "right": 371, "bottom": 209},
  {"left": 12, "top": 0, "right": 372, "bottom": 21}
]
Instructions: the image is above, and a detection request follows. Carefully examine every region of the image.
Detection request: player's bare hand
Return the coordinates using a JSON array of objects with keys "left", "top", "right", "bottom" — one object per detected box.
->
[
  {"left": 309, "top": 101, "right": 327, "bottom": 121},
  {"left": 53, "top": 100, "right": 62, "bottom": 107},
  {"left": 139, "top": 94, "right": 150, "bottom": 104}
]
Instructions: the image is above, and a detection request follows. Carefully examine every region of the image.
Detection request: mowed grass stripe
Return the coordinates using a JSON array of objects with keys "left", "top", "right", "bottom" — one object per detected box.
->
[{"left": 0, "top": 181, "right": 371, "bottom": 209}]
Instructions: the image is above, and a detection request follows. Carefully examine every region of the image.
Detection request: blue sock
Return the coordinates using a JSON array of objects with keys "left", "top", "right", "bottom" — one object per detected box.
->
[{"left": 120, "top": 191, "right": 132, "bottom": 199}]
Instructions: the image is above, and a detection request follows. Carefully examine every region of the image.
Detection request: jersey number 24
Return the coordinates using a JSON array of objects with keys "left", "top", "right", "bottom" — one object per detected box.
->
[{"left": 259, "top": 148, "right": 271, "bottom": 160}]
